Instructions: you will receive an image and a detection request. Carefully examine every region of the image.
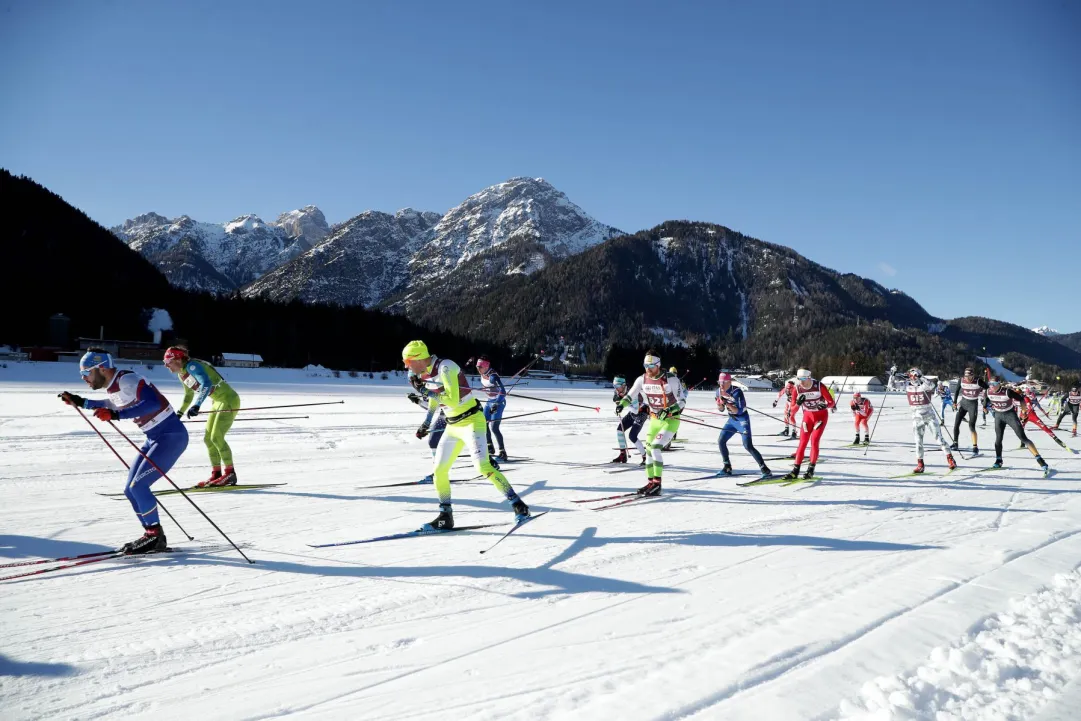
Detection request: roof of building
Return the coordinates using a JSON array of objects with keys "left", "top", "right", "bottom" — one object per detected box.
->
[{"left": 222, "top": 353, "right": 263, "bottom": 362}]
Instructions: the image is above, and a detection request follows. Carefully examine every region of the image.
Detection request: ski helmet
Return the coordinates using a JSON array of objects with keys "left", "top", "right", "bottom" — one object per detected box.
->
[
  {"left": 476, "top": 355, "right": 491, "bottom": 372},
  {"left": 796, "top": 368, "right": 812, "bottom": 382},
  {"left": 907, "top": 367, "right": 923, "bottom": 381},
  {"left": 613, "top": 375, "right": 627, "bottom": 387},
  {"left": 643, "top": 352, "right": 661, "bottom": 369},
  {"left": 669, "top": 366, "right": 678, "bottom": 374},
  {"left": 79, "top": 349, "right": 113, "bottom": 377},
  {"left": 401, "top": 340, "right": 430, "bottom": 362},
  {"left": 717, "top": 372, "right": 733, "bottom": 383},
  {"left": 163, "top": 346, "right": 187, "bottom": 365},
  {"left": 852, "top": 391, "right": 862, "bottom": 400}
]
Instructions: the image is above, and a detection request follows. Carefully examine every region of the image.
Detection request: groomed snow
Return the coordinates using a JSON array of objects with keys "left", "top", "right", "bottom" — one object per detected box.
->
[{"left": 2, "top": 363, "right": 1080, "bottom": 721}]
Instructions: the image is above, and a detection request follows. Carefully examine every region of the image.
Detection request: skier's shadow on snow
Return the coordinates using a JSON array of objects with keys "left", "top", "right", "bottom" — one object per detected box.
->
[
  {"left": 0, "top": 653, "right": 77, "bottom": 678},
  {"left": 0, "top": 534, "right": 111, "bottom": 560}
]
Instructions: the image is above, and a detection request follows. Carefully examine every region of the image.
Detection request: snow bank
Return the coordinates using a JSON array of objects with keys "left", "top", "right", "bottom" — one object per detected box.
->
[
  {"left": 836, "top": 569, "right": 1081, "bottom": 721},
  {"left": 979, "top": 356, "right": 1026, "bottom": 383}
]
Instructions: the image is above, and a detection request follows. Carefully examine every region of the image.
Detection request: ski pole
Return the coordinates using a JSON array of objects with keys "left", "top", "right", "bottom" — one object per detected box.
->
[
  {"left": 71, "top": 406, "right": 194, "bottom": 541},
  {"left": 687, "top": 377, "right": 709, "bottom": 392},
  {"left": 503, "top": 391, "right": 600, "bottom": 412},
  {"left": 501, "top": 408, "right": 558, "bottom": 421},
  {"left": 746, "top": 405, "right": 792, "bottom": 425},
  {"left": 203, "top": 401, "right": 344, "bottom": 414},
  {"left": 186, "top": 415, "right": 309, "bottom": 423},
  {"left": 863, "top": 374, "right": 895, "bottom": 456},
  {"left": 503, "top": 352, "right": 544, "bottom": 396},
  {"left": 96, "top": 414, "right": 254, "bottom": 564},
  {"left": 674, "top": 414, "right": 727, "bottom": 432},
  {"left": 835, "top": 361, "right": 855, "bottom": 405}
]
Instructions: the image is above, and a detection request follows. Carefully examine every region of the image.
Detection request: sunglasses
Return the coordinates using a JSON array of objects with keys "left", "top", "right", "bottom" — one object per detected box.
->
[
  {"left": 79, "top": 363, "right": 103, "bottom": 378},
  {"left": 643, "top": 361, "right": 660, "bottom": 369}
]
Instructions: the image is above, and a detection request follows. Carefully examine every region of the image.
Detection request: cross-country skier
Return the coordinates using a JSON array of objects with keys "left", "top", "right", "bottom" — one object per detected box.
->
[
  {"left": 986, "top": 378, "right": 1054, "bottom": 476},
  {"left": 782, "top": 368, "right": 835, "bottom": 480},
  {"left": 773, "top": 380, "right": 799, "bottom": 437},
  {"left": 937, "top": 382, "right": 953, "bottom": 422},
  {"left": 58, "top": 349, "right": 188, "bottom": 554},
  {"left": 402, "top": 341, "right": 528, "bottom": 530},
  {"left": 612, "top": 375, "right": 648, "bottom": 465},
  {"left": 715, "top": 372, "right": 771, "bottom": 479},
  {"left": 951, "top": 367, "right": 987, "bottom": 455},
  {"left": 903, "top": 368, "right": 957, "bottom": 474},
  {"left": 1055, "top": 384, "right": 1080, "bottom": 437},
  {"left": 617, "top": 352, "right": 686, "bottom": 496},
  {"left": 163, "top": 346, "right": 241, "bottom": 487},
  {"left": 475, "top": 355, "right": 508, "bottom": 461},
  {"left": 850, "top": 391, "right": 873, "bottom": 445}
]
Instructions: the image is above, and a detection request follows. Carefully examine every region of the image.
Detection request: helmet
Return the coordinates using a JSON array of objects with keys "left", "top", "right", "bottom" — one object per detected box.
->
[
  {"left": 852, "top": 391, "right": 862, "bottom": 400},
  {"left": 79, "top": 349, "right": 113, "bottom": 377},
  {"left": 796, "top": 368, "right": 812, "bottom": 381},
  {"left": 476, "top": 355, "right": 491, "bottom": 371},
  {"left": 163, "top": 346, "right": 187, "bottom": 365},
  {"left": 402, "top": 340, "right": 430, "bottom": 361},
  {"left": 717, "top": 372, "right": 732, "bottom": 383},
  {"left": 669, "top": 366, "right": 678, "bottom": 374},
  {"left": 907, "top": 368, "right": 923, "bottom": 381},
  {"left": 643, "top": 353, "right": 661, "bottom": 369},
  {"left": 613, "top": 375, "right": 627, "bottom": 387}
]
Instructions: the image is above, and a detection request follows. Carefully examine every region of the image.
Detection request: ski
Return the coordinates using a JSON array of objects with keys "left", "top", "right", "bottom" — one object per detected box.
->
[
  {"left": 890, "top": 471, "right": 939, "bottom": 479},
  {"left": 593, "top": 494, "right": 665, "bottom": 511},
  {"left": 307, "top": 522, "right": 508, "bottom": 548},
  {"left": 98, "top": 483, "right": 286, "bottom": 498},
  {"left": 737, "top": 476, "right": 796, "bottom": 487},
  {"left": 781, "top": 476, "right": 823, "bottom": 487},
  {"left": 497, "top": 457, "right": 535, "bottom": 464},
  {"left": 677, "top": 471, "right": 756, "bottom": 482},
  {"left": 972, "top": 465, "right": 1009, "bottom": 474},
  {"left": 573, "top": 491, "right": 640, "bottom": 504},
  {"left": 479, "top": 511, "right": 549, "bottom": 554},
  {"left": 358, "top": 476, "right": 480, "bottom": 490},
  {"left": 604, "top": 466, "right": 643, "bottom": 474},
  {"left": 0, "top": 544, "right": 242, "bottom": 582},
  {"left": 0, "top": 549, "right": 119, "bottom": 569}
]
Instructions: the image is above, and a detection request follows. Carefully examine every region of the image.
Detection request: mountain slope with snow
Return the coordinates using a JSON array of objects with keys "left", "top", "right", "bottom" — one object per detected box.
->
[
  {"left": 114, "top": 209, "right": 317, "bottom": 291},
  {"left": 241, "top": 209, "right": 441, "bottom": 307}
]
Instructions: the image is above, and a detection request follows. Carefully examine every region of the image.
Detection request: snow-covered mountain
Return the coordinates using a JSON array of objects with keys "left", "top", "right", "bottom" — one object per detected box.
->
[
  {"left": 242, "top": 209, "right": 441, "bottom": 307},
  {"left": 113, "top": 209, "right": 319, "bottom": 291},
  {"left": 272, "top": 205, "right": 330, "bottom": 246},
  {"left": 1032, "top": 325, "right": 1060, "bottom": 337},
  {"left": 241, "top": 177, "right": 622, "bottom": 309}
]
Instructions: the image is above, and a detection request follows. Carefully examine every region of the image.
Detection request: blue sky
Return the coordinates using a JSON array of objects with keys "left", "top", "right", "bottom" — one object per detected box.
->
[{"left": 2, "top": 1, "right": 1078, "bottom": 331}]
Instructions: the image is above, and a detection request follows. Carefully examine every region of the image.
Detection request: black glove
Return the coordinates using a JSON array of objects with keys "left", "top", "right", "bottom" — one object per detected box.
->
[
  {"left": 416, "top": 423, "right": 430, "bottom": 439},
  {"left": 772, "top": 400, "right": 778, "bottom": 408},
  {"left": 186, "top": 405, "right": 201, "bottom": 418},
  {"left": 795, "top": 395, "right": 806, "bottom": 406},
  {"left": 58, "top": 391, "right": 85, "bottom": 408},
  {"left": 409, "top": 375, "right": 425, "bottom": 392},
  {"left": 614, "top": 405, "right": 623, "bottom": 416},
  {"left": 656, "top": 408, "right": 670, "bottom": 420},
  {"left": 407, "top": 392, "right": 422, "bottom": 406},
  {"left": 175, "top": 410, "right": 183, "bottom": 419}
]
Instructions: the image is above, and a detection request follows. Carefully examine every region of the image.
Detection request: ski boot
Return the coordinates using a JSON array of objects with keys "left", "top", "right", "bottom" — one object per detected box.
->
[
  {"left": 949, "top": 442, "right": 959, "bottom": 451},
  {"left": 208, "top": 466, "right": 237, "bottom": 487},
  {"left": 419, "top": 474, "right": 434, "bottom": 485},
  {"left": 497, "top": 450, "right": 508, "bottom": 462},
  {"left": 992, "top": 458, "right": 1004, "bottom": 469},
  {"left": 802, "top": 463, "right": 816, "bottom": 480},
  {"left": 862, "top": 436, "right": 870, "bottom": 445},
  {"left": 122, "top": 524, "right": 167, "bottom": 555},
  {"left": 639, "top": 455, "right": 646, "bottom": 466},
  {"left": 854, "top": 434, "right": 861, "bottom": 445},
  {"left": 779, "top": 427, "right": 790, "bottom": 437},
  {"left": 718, "top": 462, "right": 733, "bottom": 477},
  {"left": 662, "top": 442, "right": 673, "bottom": 452},
  {"left": 972, "top": 445, "right": 979, "bottom": 456},
  {"left": 782, "top": 465, "right": 801, "bottom": 481},
  {"left": 196, "top": 467, "right": 222, "bottom": 488},
  {"left": 1020, "top": 442, "right": 1027, "bottom": 449},
  {"left": 611, "top": 449, "right": 628, "bottom": 464},
  {"left": 1043, "top": 465, "right": 1056, "bottom": 479},
  {"left": 421, "top": 504, "right": 454, "bottom": 531},
  {"left": 913, "top": 459, "right": 925, "bottom": 474},
  {"left": 512, "top": 498, "right": 531, "bottom": 523},
  {"left": 946, "top": 453, "right": 957, "bottom": 470},
  {"left": 637, "top": 478, "right": 662, "bottom": 496},
  {"left": 757, "top": 466, "right": 773, "bottom": 480},
  {"left": 489, "top": 455, "right": 500, "bottom": 470}
]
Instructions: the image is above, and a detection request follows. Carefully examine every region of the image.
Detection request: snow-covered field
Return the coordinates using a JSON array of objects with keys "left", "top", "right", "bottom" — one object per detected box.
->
[{"left": 2, "top": 363, "right": 1080, "bottom": 721}]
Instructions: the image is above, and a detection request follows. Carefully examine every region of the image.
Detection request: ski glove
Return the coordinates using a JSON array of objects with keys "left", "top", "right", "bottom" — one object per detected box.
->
[
  {"left": 175, "top": 410, "right": 183, "bottom": 419},
  {"left": 772, "top": 400, "right": 778, "bottom": 408},
  {"left": 416, "top": 423, "right": 430, "bottom": 439},
  {"left": 93, "top": 407, "right": 118, "bottom": 421},
  {"left": 407, "top": 392, "right": 422, "bottom": 406},
  {"left": 186, "top": 405, "right": 201, "bottom": 418},
  {"left": 58, "top": 391, "right": 86, "bottom": 408},
  {"left": 656, "top": 408, "right": 671, "bottom": 420},
  {"left": 614, "top": 405, "right": 623, "bottom": 416}
]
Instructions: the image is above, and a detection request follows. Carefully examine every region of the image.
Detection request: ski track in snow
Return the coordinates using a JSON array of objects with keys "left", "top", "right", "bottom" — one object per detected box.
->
[{"left": 2, "top": 366, "right": 1080, "bottom": 720}]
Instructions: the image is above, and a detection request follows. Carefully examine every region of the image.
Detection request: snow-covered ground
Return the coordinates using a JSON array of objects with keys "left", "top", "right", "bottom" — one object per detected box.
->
[{"left": 2, "top": 363, "right": 1080, "bottom": 721}]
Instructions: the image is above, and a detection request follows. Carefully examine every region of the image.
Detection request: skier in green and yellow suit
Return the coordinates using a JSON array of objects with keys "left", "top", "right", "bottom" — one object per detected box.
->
[
  {"left": 163, "top": 347, "right": 241, "bottom": 487},
  {"left": 402, "top": 340, "right": 530, "bottom": 531}
]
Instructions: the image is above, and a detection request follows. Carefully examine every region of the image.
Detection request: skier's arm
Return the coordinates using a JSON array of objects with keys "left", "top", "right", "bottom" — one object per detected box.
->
[
  {"left": 822, "top": 384, "right": 836, "bottom": 409},
  {"left": 177, "top": 382, "right": 194, "bottom": 414},
  {"left": 115, "top": 379, "right": 164, "bottom": 420},
  {"left": 619, "top": 377, "right": 644, "bottom": 408},
  {"left": 730, "top": 388, "right": 746, "bottom": 414},
  {"left": 492, "top": 372, "right": 506, "bottom": 401},
  {"left": 185, "top": 362, "right": 216, "bottom": 409}
]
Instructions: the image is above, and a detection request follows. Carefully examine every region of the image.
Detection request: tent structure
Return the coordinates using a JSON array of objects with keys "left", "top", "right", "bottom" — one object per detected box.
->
[{"left": 820, "top": 376, "right": 885, "bottom": 393}]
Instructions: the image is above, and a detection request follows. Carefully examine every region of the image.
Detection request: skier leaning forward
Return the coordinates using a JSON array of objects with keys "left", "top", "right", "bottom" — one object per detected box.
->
[
  {"left": 59, "top": 349, "right": 189, "bottom": 554},
  {"left": 402, "top": 340, "right": 529, "bottom": 530},
  {"left": 617, "top": 352, "right": 686, "bottom": 497},
  {"left": 612, "top": 374, "right": 648, "bottom": 465},
  {"left": 904, "top": 368, "right": 957, "bottom": 474},
  {"left": 986, "top": 378, "right": 1054, "bottom": 476},
  {"left": 850, "top": 392, "right": 873, "bottom": 445},
  {"left": 783, "top": 368, "right": 835, "bottom": 480},
  {"left": 951, "top": 366, "right": 986, "bottom": 455},
  {"left": 163, "top": 346, "right": 241, "bottom": 487}
]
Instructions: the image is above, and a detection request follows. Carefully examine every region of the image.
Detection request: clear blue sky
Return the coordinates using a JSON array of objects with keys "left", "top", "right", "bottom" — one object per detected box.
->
[{"left": 2, "top": 1, "right": 1078, "bottom": 331}]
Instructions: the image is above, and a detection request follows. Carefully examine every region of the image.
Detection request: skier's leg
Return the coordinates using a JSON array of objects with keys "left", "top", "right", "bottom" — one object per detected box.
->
[
  {"left": 952, "top": 404, "right": 965, "bottom": 440},
  {"left": 209, "top": 398, "right": 237, "bottom": 468},
  {"left": 717, "top": 424, "right": 735, "bottom": 465},
  {"left": 629, "top": 415, "right": 646, "bottom": 456},
  {"left": 642, "top": 416, "right": 665, "bottom": 478},
  {"left": 807, "top": 413, "right": 827, "bottom": 464},
  {"left": 462, "top": 413, "right": 515, "bottom": 499},
  {"left": 913, "top": 416, "right": 926, "bottom": 459},
  {"left": 124, "top": 431, "right": 188, "bottom": 528},
  {"left": 203, "top": 414, "right": 222, "bottom": 468},
  {"left": 488, "top": 402, "right": 506, "bottom": 454},
  {"left": 431, "top": 427, "right": 464, "bottom": 504},
  {"left": 616, "top": 414, "right": 633, "bottom": 449},
  {"left": 738, "top": 418, "right": 766, "bottom": 467},
  {"left": 793, "top": 415, "right": 813, "bottom": 465}
]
